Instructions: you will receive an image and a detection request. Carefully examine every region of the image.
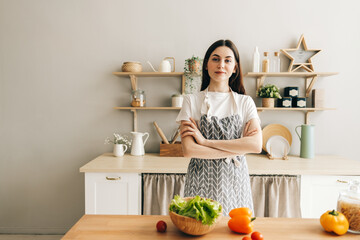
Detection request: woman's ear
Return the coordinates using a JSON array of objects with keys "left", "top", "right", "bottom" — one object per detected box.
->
[{"left": 233, "top": 63, "right": 237, "bottom": 73}]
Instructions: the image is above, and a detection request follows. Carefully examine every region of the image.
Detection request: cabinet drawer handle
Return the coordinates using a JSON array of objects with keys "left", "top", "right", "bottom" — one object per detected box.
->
[
  {"left": 106, "top": 176, "right": 121, "bottom": 181},
  {"left": 337, "top": 180, "right": 348, "bottom": 183}
]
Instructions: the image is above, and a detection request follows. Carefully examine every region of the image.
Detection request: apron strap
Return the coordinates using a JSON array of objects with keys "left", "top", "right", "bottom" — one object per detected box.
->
[{"left": 200, "top": 87, "right": 239, "bottom": 119}]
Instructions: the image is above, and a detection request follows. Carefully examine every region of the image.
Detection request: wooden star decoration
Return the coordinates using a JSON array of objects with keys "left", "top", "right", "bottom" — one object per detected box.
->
[{"left": 281, "top": 34, "right": 321, "bottom": 72}]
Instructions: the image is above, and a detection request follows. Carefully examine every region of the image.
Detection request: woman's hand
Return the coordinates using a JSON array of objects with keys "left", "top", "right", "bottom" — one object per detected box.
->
[{"left": 180, "top": 118, "right": 207, "bottom": 146}]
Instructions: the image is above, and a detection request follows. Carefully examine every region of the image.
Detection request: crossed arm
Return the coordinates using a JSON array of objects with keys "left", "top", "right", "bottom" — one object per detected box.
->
[{"left": 180, "top": 118, "right": 262, "bottom": 159}]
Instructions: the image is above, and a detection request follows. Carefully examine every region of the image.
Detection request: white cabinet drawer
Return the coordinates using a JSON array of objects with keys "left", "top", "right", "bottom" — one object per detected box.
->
[
  {"left": 300, "top": 175, "right": 360, "bottom": 218},
  {"left": 85, "top": 172, "right": 141, "bottom": 215}
]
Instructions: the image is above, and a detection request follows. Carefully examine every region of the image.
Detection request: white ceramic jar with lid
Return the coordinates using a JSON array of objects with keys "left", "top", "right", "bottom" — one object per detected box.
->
[
  {"left": 337, "top": 180, "right": 360, "bottom": 234},
  {"left": 172, "top": 94, "right": 183, "bottom": 107}
]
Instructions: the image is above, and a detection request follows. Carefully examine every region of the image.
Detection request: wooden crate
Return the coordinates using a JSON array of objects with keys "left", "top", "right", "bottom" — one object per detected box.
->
[{"left": 159, "top": 141, "right": 184, "bottom": 157}]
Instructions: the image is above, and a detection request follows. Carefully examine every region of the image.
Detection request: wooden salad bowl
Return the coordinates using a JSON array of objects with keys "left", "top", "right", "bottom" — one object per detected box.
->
[{"left": 169, "top": 197, "right": 223, "bottom": 236}]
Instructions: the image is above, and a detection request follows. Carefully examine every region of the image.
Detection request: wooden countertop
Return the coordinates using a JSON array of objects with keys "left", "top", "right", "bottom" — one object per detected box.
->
[
  {"left": 62, "top": 215, "right": 358, "bottom": 240},
  {"left": 80, "top": 153, "right": 360, "bottom": 175}
]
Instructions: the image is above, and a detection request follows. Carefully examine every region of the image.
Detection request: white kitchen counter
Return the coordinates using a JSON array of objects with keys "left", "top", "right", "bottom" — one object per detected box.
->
[{"left": 80, "top": 153, "right": 360, "bottom": 175}]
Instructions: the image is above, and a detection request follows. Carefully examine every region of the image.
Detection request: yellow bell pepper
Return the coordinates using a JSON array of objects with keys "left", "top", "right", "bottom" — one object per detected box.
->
[{"left": 320, "top": 210, "right": 349, "bottom": 235}]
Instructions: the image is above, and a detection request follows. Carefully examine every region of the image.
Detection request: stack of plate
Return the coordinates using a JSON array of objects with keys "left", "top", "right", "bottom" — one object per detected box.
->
[{"left": 262, "top": 124, "right": 292, "bottom": 158}]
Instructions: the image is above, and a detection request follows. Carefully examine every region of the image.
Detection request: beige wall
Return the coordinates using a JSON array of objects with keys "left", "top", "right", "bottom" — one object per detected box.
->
[{"left": 0, "top": 0, "right": 359, "bottom": 234}]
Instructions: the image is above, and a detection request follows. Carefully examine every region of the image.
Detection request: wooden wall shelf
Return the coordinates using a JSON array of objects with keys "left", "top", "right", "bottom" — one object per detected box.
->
[
  {"left": 113, "top": 72, "right": 185, "bottom": 131},
  {"left": 114, "top": 107, "right": 181, "bottom": 131},
  {"left": 113, "top": 72, "right": 184, "bottom": 77},
  {"left": 256, "top": 107, "right": 336, "bottom": 112},
  {"left": 257, "top": 107, "right": 336, "bottom": 124},
  {"left": 245, "top": 71, "right": 338, "bottom": 124},
  {"left": 245, "top": 72, "right": 338, "bottom": 97},
  {"left": 114, "top": 107, "right": 181, "bottom": 110},
  {"left": 113, "top": 72, "right": 185, "bottom": 94},
  {"left": 245, "top": 72, "right": 338, "bottom": 78}
]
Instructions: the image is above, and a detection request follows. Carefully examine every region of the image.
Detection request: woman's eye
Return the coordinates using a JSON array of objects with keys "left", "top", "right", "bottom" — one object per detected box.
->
[
  {"left": 211, "top": 58, "right": 219, "bottom": 62},
  {"left": 225, "top": 59, "right": 232, "bottom": 63}
]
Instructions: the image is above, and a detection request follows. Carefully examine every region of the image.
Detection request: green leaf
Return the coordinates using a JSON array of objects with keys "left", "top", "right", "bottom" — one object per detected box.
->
[{"left": 169, "top": 195, "right": 222, "bottom": 225}]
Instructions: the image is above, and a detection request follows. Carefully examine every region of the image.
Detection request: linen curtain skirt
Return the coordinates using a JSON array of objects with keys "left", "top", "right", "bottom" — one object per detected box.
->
[{"left": 142, "top": 173, "right": 301, "bottom": 218}]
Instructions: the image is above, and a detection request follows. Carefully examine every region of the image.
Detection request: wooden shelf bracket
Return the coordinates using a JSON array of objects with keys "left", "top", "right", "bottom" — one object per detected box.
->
[
  {"left": 181, "top": 74, "right": 185, "bottom": 94},
  {"left": 256, "top": 75, "right": 266, "bottom": 92},
  {"left": 130, "top": 75, "right": 137, "bottom": 91},
  {"left": 305, "top": 75, "right": 318, "bottom": 97},
  {"left": 113, "top": 72, "right": 185, "bottom": 132},
  {"left": 131, "top": 109, "right": 137, "bottom": 132},
  {"left": 305, "top": 110, "right": 315, "bottom": 124}
]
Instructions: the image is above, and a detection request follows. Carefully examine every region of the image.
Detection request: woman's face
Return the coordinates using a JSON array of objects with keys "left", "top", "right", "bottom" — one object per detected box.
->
[{"left": 207, "top": 46, "right": 237, "bottom": 84}]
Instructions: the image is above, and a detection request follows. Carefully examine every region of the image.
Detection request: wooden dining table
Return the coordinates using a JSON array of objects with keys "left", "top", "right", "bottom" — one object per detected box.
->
[{"left": 62, "top": 215, "right": 359, "bottom": 239}]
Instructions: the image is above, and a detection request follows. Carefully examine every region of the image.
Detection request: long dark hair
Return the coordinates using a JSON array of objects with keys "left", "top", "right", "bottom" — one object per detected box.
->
[{"left": 200, "top": 39, "right": 245, "bottom": 94}]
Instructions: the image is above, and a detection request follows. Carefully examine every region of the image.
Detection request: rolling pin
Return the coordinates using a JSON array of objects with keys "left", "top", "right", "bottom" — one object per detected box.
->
[
  {"left": 170, "top": 127, "right": 181, "bottom": 144},
  {"left": 153, "top": 121, "right": 169, "bottom": 144}
]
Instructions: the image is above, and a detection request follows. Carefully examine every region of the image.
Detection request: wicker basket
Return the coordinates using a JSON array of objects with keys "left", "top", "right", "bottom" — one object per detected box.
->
[
  {"left": 262, "top": 98, "right": 275, "bottom": 108},
  {"left": 122, "top": 62, "right": 142, "bottom": 72}
]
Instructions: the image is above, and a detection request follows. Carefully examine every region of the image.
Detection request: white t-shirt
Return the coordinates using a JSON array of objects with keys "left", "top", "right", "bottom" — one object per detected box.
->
[{"left": 176, "top": 91, "right": 260, "bottom": 125}]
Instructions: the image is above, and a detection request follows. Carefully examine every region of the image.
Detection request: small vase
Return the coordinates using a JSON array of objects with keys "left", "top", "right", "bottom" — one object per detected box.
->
[
  {"left": 262, "top": 98, "right": 275, "bottom": 108},
  {"left": 113, "top": 144, "right": 128, "bottom": 157}
]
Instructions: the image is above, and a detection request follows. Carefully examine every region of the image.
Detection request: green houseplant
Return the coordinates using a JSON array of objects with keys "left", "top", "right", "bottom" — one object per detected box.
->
[
  {"left": 184, "top": 56, "right": 203, "bottom": 94},
  {"left": 184, "top": 56, "right": 202, "bottom": 74},
  {"left": 257, "top": 84, "right": 282, "bottom": 108}
]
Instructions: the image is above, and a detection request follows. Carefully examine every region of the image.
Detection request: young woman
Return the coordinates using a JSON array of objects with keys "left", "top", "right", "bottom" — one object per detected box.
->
[{"left": 176, "top": 39, "right": 262, "bottom": 215}]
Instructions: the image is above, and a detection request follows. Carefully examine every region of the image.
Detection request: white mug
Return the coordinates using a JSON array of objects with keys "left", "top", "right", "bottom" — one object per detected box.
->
[{"left": 113, "top": 144, "right": 128, "bottom": 157}]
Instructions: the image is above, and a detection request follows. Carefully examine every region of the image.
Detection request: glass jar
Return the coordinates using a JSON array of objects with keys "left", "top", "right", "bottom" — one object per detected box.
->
[
  {"left": 337, "top": 180, "right": 360, "bottom": 234},
  {"left": 131, "top": 89, "right": 146, "bottom": 107}
]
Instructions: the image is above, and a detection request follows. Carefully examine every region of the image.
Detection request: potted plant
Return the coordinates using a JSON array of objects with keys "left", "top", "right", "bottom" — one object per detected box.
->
[
  {"left": 184, "top": 56, "right": 202, "bottom": 75},
  {"left": 257, "top": 84, "right": 282, "bottom": 108},
  {"left": 184, "top": 56, "right": 203, "bottom": 94}
]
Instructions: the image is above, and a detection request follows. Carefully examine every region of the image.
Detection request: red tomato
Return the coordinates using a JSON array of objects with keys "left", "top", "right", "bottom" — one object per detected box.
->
[
  {"left": 156, "top": 220, "right": 167, "bottom": 232},
  {"left": 251, "top": 231, "right": 264, "bottom": 240},
  {"left": 242, "top": 237, "right": 252, "bottom": 240}
]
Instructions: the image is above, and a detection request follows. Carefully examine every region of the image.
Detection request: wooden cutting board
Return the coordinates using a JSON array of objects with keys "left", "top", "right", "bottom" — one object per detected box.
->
[{"left": 62, "top": 215, "right": 358, "bottom": 239}]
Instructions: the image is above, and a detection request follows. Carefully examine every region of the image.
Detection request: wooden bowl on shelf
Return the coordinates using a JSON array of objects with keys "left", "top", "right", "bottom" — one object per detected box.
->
[{"left": 169, "top": 197, "right": 222, "bottom": 236}]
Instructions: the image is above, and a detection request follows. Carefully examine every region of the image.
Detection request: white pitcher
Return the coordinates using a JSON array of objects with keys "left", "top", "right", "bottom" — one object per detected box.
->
[
  {"left": 113, "top": 144, "right": 128, "bottom": 157},
  {"left": 130, "top": 132, "right": 149, "bottom": 156}
]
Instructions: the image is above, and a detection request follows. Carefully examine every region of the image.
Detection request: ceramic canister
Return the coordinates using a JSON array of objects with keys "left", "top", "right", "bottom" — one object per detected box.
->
[
  {"left": 293, "top": 97, "right": 306, "bottom": 108},
  {"left": 284, "top": 87, "right": 299, "bottom": 98},
  {"left": 172, "top": 94, "right": 183, "bottom": 107},
  {"left": 278, "top": 97, "right": 292, "bottom": 107}
]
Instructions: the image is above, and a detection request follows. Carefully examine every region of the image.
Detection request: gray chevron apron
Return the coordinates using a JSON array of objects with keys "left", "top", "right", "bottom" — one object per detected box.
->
[{"left": 184, "top": 88, "right": 254, "bottom": 216}]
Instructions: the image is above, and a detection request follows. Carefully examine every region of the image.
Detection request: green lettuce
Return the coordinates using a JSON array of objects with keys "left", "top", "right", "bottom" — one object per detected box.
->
[{"left": 169, "top": 195, "right": 222, "bottom": 225}]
